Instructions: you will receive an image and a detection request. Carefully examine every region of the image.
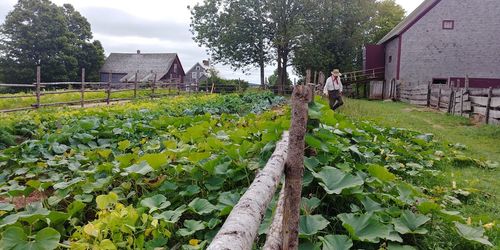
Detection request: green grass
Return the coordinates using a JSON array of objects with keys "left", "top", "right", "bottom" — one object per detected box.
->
[{"left": 336, "top": 98, "right": 500, "bottom": 246}]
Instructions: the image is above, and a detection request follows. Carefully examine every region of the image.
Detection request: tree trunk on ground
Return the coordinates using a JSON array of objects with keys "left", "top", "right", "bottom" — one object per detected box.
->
[
  {"left": 207, "top": 132, "right": 290, "bottom": 250},
  {"left": 281, "top": 85, "right": 311, "bottom": 249}
]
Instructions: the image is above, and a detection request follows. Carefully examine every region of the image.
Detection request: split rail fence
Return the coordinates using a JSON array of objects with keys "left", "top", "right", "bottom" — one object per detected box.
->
[
  {"left": 0, "top": 67, "right": 247, "bottom": 113},
  {"left": 398, "top": 82, "right": 500, "bottom": 125},
  {"left": 207, "top": 78, "right": 316, "bottom": 249}
]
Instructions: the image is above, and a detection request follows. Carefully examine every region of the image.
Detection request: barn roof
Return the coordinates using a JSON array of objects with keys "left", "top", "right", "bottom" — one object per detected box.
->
[
  {"left": 378, "top": 0, "right": 440, "bottom": 44},
  {"left": 100, "top": 52, "right": 178, "bottom": 82}
]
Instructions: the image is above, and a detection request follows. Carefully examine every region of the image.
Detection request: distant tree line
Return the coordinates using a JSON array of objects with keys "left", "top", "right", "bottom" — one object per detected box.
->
[
  {"left": 199, "top": 68, "right": 250, "bottom": 93},
  {"left": 0, "top": 0, "right": 105, "bottom": 83},
  {"left": 189, "top": 0, "right": 405, "bottom": 92}
]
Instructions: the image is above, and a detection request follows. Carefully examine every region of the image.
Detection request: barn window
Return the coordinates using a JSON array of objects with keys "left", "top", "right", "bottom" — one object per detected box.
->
[
  {"left": 192, "top": 72, "right": 197, "bottom": 79},
  {"left": 388, "top": 56, "right": 392, "bottom": 63},
  {"left": 433, "top": 78, "right": 448, "bottom": 85},
  {"left": 174, "top": 64, "right": 178, "bottom": 73},
  {"left": 442, "top": 20, "right": 454, "bottom": 30}
]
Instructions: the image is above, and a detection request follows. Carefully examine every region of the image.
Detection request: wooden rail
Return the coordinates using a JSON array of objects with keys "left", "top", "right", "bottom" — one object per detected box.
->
[
  {"left": 208, "top": 76, "right": 313, "bottom": 249},
  {"left": 0, "top": 67, "right": 250, "bottom": 113},
  {"left": 398, "top": 82, "right": 500, "bottom": 125}
]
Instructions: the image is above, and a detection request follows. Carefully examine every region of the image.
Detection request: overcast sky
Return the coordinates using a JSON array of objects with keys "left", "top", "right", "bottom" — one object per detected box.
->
[{"left": 0, "top": 0, "right": 424, "bottom": 83}]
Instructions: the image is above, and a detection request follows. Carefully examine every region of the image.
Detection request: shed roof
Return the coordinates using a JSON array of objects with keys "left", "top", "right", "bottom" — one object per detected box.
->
[
  {"left": 100, "top": 53, "right": 178, "bottom": 82},
  {"left": 378, "top": 0, "right": 440, "bottom": 44}
]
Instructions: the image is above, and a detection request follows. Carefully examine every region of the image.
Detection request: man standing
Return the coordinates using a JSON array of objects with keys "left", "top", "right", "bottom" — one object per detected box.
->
[{"left": 323, "top": 69, "right": 344, "bottom": 111}]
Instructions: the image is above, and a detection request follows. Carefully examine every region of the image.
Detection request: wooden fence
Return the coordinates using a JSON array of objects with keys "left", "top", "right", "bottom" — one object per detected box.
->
[
  {"left": 398, "top": 83, "right": 500, "bottom": 125},
  {"left": 0, "top": 67, "right": 246, "bottom": 113},
  {"left": 207, "top": 79, "right": 315, "bottom": 249}
]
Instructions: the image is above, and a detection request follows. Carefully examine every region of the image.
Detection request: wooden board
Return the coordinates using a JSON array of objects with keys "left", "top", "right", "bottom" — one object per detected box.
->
[
  {"left": 472, "top": 106, "right": 500, "bottom": 119},
  {"left": 469, "top": 88, "right": 500, "bottom": 96},
  {"left": 453, "top": 101, "right": 472, "bottom": 112},
  {"left": 409, "top": 100, "right": 428, "bottom": 106},
  {"left": 470, "top": 96, "right": 500, "bottom": 108}
]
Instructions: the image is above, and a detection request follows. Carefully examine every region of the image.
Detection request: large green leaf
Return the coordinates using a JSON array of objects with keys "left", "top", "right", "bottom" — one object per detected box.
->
[
  {"left": 124, "top": 161, "right": 154, "bottom": 175},
  {"left": 319, "top": 234, "right": 353, "bottom": 250},
  {"left": 368, "top": 165, "right": 396, "bottom": 182},
  {"left": 454, "top": 222, "right": 493, "bottom": 246},
  {"left": 393, "top": 210, "right": 430, "bottom": 234},
  {"left": 140, "top": 194, "right": 171, "bottom": 213},
  {"left": 96, "top": 192, "right": 118, "bottom": 210},
  {"left": 299, "top": 215, "right": 330, "bottom": 236},
  {"left": 0, "top": 203, "right": 50, "bottom": 228},
  {"left": 154, "top": 205, "right": 187, "bottom": 223},
  {"left": 188, "top": 198, "right": 216, "bottom": 215},
  {"left": 387, "top": 243, "right": 418, "bottom": 250},
  {"left": 0, "top": 226, "right": 60, "bottom": 250},
  {"left": 177, "top": 220, "right": 206, "bottom": 237},
  {"left": 313, "top": 167, "right": 364, "bottom": 194},
  {"left": 300, "top": 197, "right": 321, "bottom": 215},
  {"left": 337, "top": 213, "right": 391, "bottom": 243},
  {"left": 138, "top": 153, "right": 168, "bottom": 170}
]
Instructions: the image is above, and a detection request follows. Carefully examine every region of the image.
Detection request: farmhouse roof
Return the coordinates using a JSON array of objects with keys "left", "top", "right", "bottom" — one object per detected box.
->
[
  {"left": 186, "top": 62, "right": 209, "bottom": 74},
  {"left": 100, "top": 52, "right": 178, "bottom": 82},
  {"left": 378, "top": 0, "right": 439, "bottom": 44}
]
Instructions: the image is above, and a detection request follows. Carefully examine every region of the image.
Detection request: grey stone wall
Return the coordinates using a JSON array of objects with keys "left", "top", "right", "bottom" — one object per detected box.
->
[
  {"left": 384, "top": 38, "right": 399, "bottom": 83},
  {"left": 399, "top": 0, "right": 500, "bottom": 86}
]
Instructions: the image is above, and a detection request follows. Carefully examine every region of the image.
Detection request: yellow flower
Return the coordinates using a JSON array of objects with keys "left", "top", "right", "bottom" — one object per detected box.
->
[
  {"left": 189, "top": 239, "right": 200, "bottom": 246},
  {"left": 466, "top": 217, "right": 472, "bottom": 225},
  {"left": 483, "top": 222, "right": 495, "bottom": 230}
]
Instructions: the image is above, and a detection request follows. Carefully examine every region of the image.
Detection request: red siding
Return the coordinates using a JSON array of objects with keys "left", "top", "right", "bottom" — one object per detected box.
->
[
  {"left": 450, "top": 77, "right": 500, "bottom": 88},
  {"left": 364, "top": 44, "right": 385, "bottom": 72}
]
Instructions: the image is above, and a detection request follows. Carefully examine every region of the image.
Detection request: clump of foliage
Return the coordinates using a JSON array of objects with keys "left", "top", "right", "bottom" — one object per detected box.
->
[{"left": 0, "top": 0, "right": 105, "bottom": 83}]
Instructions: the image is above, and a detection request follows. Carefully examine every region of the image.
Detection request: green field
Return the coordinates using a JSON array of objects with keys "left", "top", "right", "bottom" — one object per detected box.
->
[{"left": 0, "top": 93, "right": 497, "bottom": 249}]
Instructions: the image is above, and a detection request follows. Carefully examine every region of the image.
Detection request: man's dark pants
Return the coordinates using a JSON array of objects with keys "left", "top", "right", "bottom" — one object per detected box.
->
[{"left": 328, "top": 90, "right": 343, "bottom": 110}]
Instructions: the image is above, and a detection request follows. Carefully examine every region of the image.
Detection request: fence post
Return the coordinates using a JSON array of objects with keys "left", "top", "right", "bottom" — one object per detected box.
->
[
  {"left": 35, "top": 66, "right": 41, "bottom": 109},
  {"left": 437, "top": 88, "right": 441, "bottom": 110},
  {"left": 134, "top": 71, "right": 138, "bottom": 99},
  {"left": 485, "top": 87, "right": 493, "bottom": 124},
  {"left": 313, "top": 71, "right": 317, "bottom": 85},
  {"left": 107, "top": 71, "right": 112, "bottom": 105},
  {"left": 305, "top": 69, "right": 311, "bottom": 84},
  {"left": 281, "top": 85, "right": 312, "bottom": 249},
  {"left": 448, "top": 89, "right": 454, "bottom": 114},
  {"left": 426, "top": 81, "right": 431, "bottom": 107},
  {"left": 81, "top": 68, "right": 85, "bottom": 107},
  {"left": 382, "top": 80, "right": 386, "bottom": 100},
  {"left": 460, "top": 88, "right": 464, "bottom": 116},
  {"left": 152, "top": 72, "right": 157, "bottom": 98}
]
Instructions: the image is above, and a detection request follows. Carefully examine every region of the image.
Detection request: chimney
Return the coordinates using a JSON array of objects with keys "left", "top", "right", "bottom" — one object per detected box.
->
[
  {"left": 137, "top": 50, "right": 141, "bottom": 54},
  {"left": 202, "top": 59, "right": 209, "bottom": 67}
]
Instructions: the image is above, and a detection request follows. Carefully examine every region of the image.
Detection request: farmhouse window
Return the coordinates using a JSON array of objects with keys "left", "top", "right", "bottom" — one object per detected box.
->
[
  {"left": 192, "top": 72, "right": 197, "bottom": 79},
  {"left": 433, "top": 78, "right": 448, "bottom": 85},
  {"left": 388, "top": 56, "right": 392, "bottom": 63},
  {"left": 442, "top": 20, "right": 454, "bottom": 30},
  {"left": 174, "top": 63, "right": 178, "bottom": 72},
  {"left": 196, "top": 66, "right": 200, "bottom": 71}
]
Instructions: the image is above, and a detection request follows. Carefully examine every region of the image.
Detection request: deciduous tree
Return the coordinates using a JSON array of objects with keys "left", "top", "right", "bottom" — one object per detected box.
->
[{"left": 0, "top": 0, "right": 105, "bottom": 83}]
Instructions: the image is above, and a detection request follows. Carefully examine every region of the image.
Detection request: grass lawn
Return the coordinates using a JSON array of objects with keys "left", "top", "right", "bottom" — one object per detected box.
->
[{"left": 337, "top": 98, "right": 500, "bottom": 246}]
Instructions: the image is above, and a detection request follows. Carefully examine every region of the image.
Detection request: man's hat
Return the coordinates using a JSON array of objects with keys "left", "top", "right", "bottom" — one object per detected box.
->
[{"left": 331, "top": 69, "right": 342, "bottom": 76}]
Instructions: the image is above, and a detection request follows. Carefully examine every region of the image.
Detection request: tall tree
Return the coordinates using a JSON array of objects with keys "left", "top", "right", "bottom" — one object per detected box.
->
[
  {"left": 294, "top": 0, "right": 404, "bottom": 76},
  {"left": 190, "top": 0, "right": 272, "bottom": 86},
  {"left": 0, "top": 0, "right": 105, "bottom": 83}
]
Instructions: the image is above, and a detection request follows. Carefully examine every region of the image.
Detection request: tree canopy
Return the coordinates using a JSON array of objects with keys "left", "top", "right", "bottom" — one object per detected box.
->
[
  {"left": 190, "top": 0, "right": 405, "bottom": 90},
  {"left": 0, "top": 0, "right": 105, "bottom": 83}
]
